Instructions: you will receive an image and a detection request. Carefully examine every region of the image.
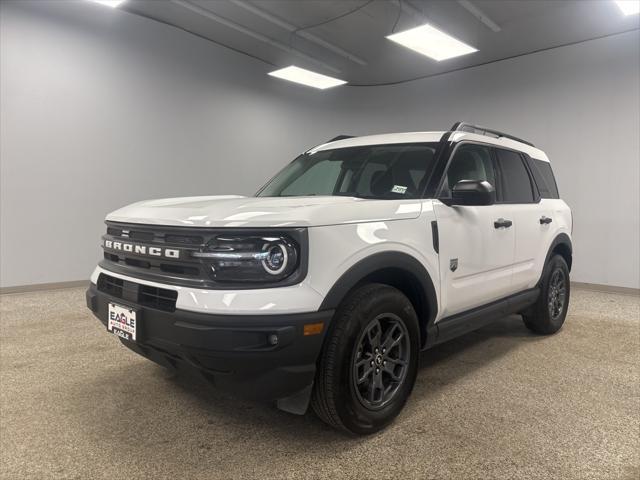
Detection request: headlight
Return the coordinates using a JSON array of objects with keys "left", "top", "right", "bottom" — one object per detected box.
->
[
  {"left": 191, "top": 234, "right": 300, "bottom": 284},
  {"left": 262, "top": 242, "right": 288, "bottom": 275}
]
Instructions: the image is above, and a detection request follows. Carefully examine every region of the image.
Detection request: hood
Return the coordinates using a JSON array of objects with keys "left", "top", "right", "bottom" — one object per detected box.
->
[{"left": 105, "top": 195, "right": 424, "bottom": 228}]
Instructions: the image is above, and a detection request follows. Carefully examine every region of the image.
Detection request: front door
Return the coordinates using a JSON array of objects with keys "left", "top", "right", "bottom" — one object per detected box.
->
[{"left": 433, "top": 143, "right": 515, "bottom": 319}]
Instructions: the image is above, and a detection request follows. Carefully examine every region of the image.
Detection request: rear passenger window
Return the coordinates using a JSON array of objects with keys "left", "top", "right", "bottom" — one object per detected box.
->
[
  {"left": 495, "top": 149, "right": 535, "bottom": 203},
  {"left": 529, "top": 158, "right": 559, "bottom": 199}
]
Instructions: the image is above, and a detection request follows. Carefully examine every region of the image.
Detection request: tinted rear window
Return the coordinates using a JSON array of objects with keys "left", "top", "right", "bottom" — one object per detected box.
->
[
  {"left": 529, "top": 158, "right": 559, "bottom": 199},
  {"left": 495, "top": 149, "right": 535, "bottom": 203}
]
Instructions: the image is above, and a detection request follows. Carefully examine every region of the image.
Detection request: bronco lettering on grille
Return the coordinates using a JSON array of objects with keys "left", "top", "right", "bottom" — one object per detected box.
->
[{"left": 104, "top": 240, "right": 180, "bottom": 259}]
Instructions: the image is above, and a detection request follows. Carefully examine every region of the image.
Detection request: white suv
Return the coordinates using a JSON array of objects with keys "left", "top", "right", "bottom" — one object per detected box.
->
[{"left": 86, "top": 122, "right": 572, "bottom": 434}]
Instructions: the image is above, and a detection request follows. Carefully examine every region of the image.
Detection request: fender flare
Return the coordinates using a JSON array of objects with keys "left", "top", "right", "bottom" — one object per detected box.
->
[
  {"left": 319, "top": 251, "right": 438, "bottom": 346},
  {"left": 537, "top": 233, "right": 573, "bottom": 286},
  {"left": 545, "top": 233, "right": 572, "bottom": 269}
]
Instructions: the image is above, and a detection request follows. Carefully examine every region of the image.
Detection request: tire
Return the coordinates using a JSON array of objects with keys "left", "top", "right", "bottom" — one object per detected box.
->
[
  {"left": 311, "top": 283, "right": 420, "bottom": 435},
  {"left": 523, "top": 254, "right": 570, "bottom": 335}
]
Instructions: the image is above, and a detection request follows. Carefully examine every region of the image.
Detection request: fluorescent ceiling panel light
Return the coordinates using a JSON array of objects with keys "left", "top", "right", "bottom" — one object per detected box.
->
[
  {"left": 268, "top": 66, "right": 346, "bottom": 90},
  {"left": 89, "top": 0, "right": 126, "bottom": 7},
  {"left": 387, "top": 23, "right": 478, "bottom": 61},
  {"left": 614, "top": 0, "right": 640, "bottom": 15}
]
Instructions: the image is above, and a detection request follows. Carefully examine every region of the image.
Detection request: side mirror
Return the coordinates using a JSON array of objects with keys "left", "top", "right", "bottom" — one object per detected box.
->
[{"left": 450, "top": 180, "right": 496, "bottom": 206}]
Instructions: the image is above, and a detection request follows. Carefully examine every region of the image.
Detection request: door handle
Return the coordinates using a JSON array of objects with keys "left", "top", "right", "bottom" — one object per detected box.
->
[
  {"left": 494, "top": 218, "right": 513, "bottom": 229},
  {"left": 540, "top": 216, "right": 553, "bottom": 225}
]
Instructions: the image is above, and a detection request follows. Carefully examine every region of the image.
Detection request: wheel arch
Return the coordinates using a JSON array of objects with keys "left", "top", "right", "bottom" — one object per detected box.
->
[
  {"left": 319, "top": 251, "right": 438, "bottom": 348},
  {"left": 547, "top": 233, "right": 573, "bottom": 272}
]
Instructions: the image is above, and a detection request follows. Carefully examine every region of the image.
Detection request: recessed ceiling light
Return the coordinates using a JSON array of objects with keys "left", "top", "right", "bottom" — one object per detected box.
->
[
  {"left": 614, "top": 0, "right": 640, "bottom": 15},
  {"left": 268, "top": 66, "right": 347, "bottom": 90},
  {"left": 387, "top": 23, "right": 478, "bottom": 61},
  {"left": 88, "top": 0, "right": 126, "bottom": 7}
]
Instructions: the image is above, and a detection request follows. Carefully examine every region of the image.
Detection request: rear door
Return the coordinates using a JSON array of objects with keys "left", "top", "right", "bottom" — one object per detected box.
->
[
  {"left": 494, "top": 148, "right": 554, "bottom": 292},
  {"left": 433, "top": 143, "right": 516, "bottom": 319}
]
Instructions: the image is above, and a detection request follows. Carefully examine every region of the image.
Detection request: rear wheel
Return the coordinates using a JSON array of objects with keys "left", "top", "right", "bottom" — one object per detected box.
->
[
  {"left": 311, "top": 283, "right": 419, "bottom": 435},
  {"left": 523, "top": 254, "right": 570, "bottom": 334}
]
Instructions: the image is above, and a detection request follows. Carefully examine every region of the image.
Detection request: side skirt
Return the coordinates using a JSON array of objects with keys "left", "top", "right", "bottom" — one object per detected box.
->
[{"left": 425, "top": 288, "right": 540, "bottom": 348}]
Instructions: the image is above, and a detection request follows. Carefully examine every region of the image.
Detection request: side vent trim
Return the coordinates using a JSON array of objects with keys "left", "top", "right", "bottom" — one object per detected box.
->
[{"left": 431, "top": 221, "right": 439, "bottom": 254}]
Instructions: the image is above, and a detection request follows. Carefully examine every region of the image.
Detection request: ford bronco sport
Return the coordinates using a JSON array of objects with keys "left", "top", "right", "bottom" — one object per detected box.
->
[{"left": 86, "top": 122, "right": 572, "bottom": 434}]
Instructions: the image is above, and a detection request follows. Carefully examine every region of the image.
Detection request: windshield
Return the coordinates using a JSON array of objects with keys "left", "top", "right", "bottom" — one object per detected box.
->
[{"left": 256, "top": 143, "right": 439, "bottom": 199}]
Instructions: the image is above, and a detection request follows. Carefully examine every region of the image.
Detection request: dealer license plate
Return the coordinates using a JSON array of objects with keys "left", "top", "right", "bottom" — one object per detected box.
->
[{"left": 108, "top": 303, "right": 138, "bottom": 342}]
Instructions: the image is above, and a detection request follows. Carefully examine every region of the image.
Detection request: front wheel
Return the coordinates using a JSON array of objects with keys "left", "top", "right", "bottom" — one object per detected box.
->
[
  {"left": 523, "top": 254, "right": 570, "bottom": 335},
  {"left": 311, "top": 283, "right": 419, "bottom": 435}
]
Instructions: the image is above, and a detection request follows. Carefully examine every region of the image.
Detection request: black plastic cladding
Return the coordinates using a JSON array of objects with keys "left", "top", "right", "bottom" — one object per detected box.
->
[
  {"left": 101, "top": 222, "right": 309, "bottom": 290},
  {"left": 319, "top": 251, "right": 438, "bottom": 349}
]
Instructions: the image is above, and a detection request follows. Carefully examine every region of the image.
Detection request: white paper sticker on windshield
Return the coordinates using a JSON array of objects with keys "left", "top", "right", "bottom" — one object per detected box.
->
[{"left": 391, "top": 185, "right": 407, "bottom": 194}]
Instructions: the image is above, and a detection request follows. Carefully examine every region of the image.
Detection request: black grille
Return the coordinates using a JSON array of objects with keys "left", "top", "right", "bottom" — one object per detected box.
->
[
  {"left": 125, "top": 258, "right": 151, "bottom": 269},
  {"left": 165, "top": 234, "right": 204, "bottom": 245},
  {"left": 129, "top": 231, "right": 155, "bottom": 242},
  {"left": 100, "top": 221, "right": 308, "bottom": 289},
  {"left": 102, "top": 222, "right": 207, "bottom": 285},
  {"left": 97, "top": 273, "right": 123, "bottom": 298},
  {"left": 139, "top": 284, "right": 178, "bottom": 312},
  {"left": 97, "top": 273, "right": 177, "bottom": 312},
  {"left": 107, "top": 226, "right": 202, "bottom": 245}
]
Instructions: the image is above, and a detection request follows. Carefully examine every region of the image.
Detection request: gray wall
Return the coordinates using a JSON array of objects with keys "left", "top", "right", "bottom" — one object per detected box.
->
[
  {"left": 0, "top": 0, "right": 360, "bottom": 287},
  {"left": 342, "top": 30, "right": 640, "bottom": 289},
  {"left": 1, "top": 1, "right": 639, "bottom": 289}
]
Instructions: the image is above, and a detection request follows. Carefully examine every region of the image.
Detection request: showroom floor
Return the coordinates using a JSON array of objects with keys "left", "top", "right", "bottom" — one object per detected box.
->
[{"left": 1, "top": 287, "right": 638, "bottom": 480}]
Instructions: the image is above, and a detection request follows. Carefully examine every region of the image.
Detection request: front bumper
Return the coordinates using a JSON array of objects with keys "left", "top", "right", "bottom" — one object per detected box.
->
[{"left": 86, "top": 283, "right": 333, "bottom": 411}]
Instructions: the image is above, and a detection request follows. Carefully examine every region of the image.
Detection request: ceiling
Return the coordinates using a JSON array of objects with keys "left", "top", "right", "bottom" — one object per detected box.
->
[{"left": 122, "top": 0, "right": 640, "bottom": 86}]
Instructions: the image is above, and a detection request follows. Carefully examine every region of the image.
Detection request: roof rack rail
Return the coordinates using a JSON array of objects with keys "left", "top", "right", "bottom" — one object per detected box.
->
[
  {"left": 451, "top": 122, "right": 535, "bottom": 147},
  {"left": 328, "top": 135, "right": 354, "bottom": 142}
]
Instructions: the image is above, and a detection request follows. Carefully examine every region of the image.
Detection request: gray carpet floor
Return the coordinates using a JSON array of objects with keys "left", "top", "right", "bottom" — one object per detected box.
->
[{"left": 1, "top": 286, "right": 638, "bottom": 479}]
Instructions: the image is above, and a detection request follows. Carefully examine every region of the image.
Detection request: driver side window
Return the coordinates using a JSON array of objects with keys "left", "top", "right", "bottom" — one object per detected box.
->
[{"left": 440, "top": 144, "right": 496, "bottom": 197}]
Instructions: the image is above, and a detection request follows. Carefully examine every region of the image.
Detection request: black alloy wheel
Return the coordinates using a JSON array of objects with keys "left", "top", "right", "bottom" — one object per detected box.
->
[
  {"left": 352, "top": 314, "right": 410, "bottom": 410},
  {"left": 548, "top": 268, "right": 567, "bottom": 321}
]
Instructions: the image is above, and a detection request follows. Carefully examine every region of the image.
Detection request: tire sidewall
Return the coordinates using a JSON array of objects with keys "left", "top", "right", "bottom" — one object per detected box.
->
[
  {"left": 541, "top": 255, "right": 571, "bottom": 329},
  {"left": 331, "top": 286, "right": 420, "bottom": 434}
]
